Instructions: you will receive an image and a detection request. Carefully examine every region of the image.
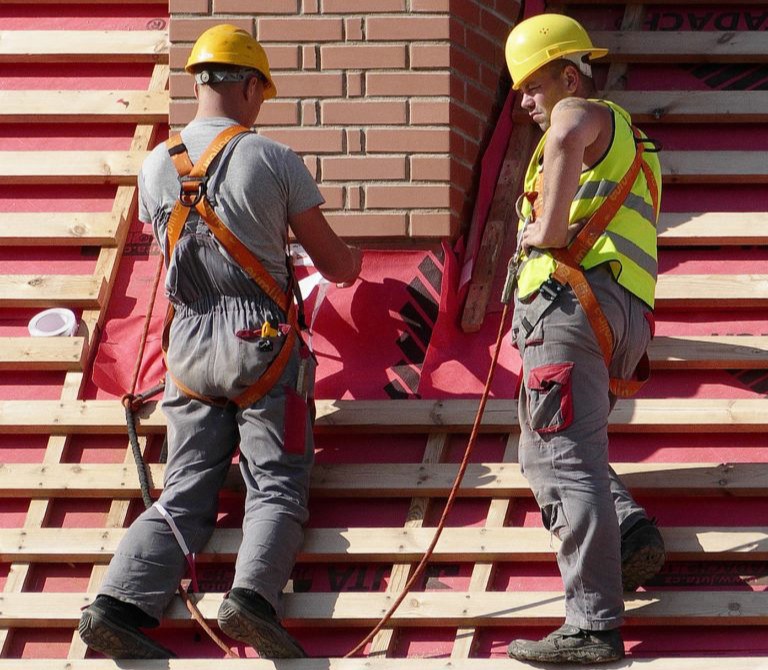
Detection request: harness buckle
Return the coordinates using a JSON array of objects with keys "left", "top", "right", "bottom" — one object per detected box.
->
[
  {"left": 178, "top": 176, "right": 208, "bottom": 208},
  {"left": 540, "top": 278, "right": 565, "bottom": 302}
]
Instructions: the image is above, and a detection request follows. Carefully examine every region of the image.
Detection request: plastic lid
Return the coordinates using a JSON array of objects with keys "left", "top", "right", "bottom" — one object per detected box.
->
[{"left": 28, "top": 308, "right": 78, "bottom": 337}]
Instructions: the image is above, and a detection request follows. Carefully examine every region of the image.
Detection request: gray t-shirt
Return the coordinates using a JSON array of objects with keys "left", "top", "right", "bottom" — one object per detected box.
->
[{"left": 139, "top": 117, "right": 324, "bottom": 294}]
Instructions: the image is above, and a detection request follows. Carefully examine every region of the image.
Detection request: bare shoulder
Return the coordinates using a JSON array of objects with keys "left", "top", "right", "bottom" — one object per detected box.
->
[{"left": 553, "top": 96, "right": 610, "bottom": 121}]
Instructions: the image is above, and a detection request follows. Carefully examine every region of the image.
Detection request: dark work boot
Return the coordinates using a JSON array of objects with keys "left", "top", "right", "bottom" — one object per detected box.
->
[
  {"left": 621, "top": 516, "right": 666, "bottom": 591},
  {"left": 78, "top": 595, "right": 175, "bottom": 659},
  {"left": 507, "top": 624, "right": 625, "bottom": 664},
  {"left": 218, "top": 588, "right": 307, "bottom": 659}
]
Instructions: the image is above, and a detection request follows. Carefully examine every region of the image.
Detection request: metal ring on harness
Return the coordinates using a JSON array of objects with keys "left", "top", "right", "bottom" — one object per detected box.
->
[{"left": 179, "top": 176, "right": 208, "bottom": 208}]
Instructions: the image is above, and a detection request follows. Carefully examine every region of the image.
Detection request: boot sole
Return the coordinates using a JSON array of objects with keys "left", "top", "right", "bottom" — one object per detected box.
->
[
  {"left": 78, "top": 609, "right": 174, "bottom": 659},
  {"left": 218, "top": 598, "right": 307, "bottom": 659},
  {"left": 622, "top": 542, "right": 666, "bottom": 591},
  {"left": 508, "top": 642, "right": 625, "bottom": 664}
]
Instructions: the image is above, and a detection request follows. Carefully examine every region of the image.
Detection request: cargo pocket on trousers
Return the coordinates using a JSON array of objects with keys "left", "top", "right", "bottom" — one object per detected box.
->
[
  {"left": 527, "top": 362, "right": 574, "bottom": 434},
  {"left": 283, "top": 386, "right": 308, "bottom": 456}
]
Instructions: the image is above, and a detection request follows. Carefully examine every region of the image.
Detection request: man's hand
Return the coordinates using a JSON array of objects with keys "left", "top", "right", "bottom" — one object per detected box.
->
[{"left": 336, "top": 246, "right": 362, "bottom": 288}]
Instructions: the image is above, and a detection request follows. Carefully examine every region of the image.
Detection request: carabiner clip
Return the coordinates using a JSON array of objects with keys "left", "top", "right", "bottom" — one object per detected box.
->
[{"left": 178, "top": 176, "right": 208, "bottom": 208}]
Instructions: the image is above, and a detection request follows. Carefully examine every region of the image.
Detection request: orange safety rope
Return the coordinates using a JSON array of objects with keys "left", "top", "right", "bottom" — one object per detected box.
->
[{"left": 344, "top": 299, "right": 511, "bottom": 658}]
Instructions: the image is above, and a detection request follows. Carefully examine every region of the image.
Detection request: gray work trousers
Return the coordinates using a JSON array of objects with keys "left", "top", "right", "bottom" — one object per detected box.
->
[
  {"left": 512, "top": 265, "right": 653, "bottom": 631},
  {"left": 99, "top": 294, "right": 314, "bottom": 622}
]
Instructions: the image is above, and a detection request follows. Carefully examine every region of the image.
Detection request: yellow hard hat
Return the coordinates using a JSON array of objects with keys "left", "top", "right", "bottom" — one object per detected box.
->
[
  {"left": 505, "top": 14, "right": 607, "bottom": 90},
  {"left": 185, "top": 24, "right": 277, "bottom": 100}
]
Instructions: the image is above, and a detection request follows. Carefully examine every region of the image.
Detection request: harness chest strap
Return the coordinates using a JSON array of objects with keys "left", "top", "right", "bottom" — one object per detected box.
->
[
  {"left": 163, "top": 126, "right": 299, "bottom": 409},
  {"left": 533, "top": 130, "right": 659, "bottom": 398}
]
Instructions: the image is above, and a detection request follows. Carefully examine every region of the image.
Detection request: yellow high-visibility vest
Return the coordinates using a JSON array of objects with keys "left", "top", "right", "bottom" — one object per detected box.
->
[{"left": 517, "top": 100, "right": 661, "bottom": 308}]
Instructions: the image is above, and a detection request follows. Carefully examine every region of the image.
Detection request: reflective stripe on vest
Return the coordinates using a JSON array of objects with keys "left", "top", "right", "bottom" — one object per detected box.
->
[{"left": 517, "top": 100, "right": 660, "bottom": 308}]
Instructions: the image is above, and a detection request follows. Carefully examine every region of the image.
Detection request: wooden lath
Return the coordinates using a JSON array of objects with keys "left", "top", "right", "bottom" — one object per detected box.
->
[
  {"left": 0, "top": 31, "right": 168, "bottom": 63},
  {"left": 609, "top": 90, "right": 768, "bottom": 123},
  {"left": 1, "top": 461, "right": 764, "bottom": 499},
  {"left": 0, "top": 90, "right": 168, "bottom": 124},
  {"left": 0, "top": 213, "right": 119, "bottom": 246},
  {"left": 658, "top": 212, "right": 768, "bottom": 246},
  {"left": 3, "top": 590, "right": 768, "bottom": 627},
  {"left": 594, "top": 31, "right": 768, "bottom": 62},
  {"left": 0, "top": 275, "right": 105, "bottom": 308},
  {"left": 0, "top": 151, "right": 147, "bottom": 185},
  {"left": 0, "top": 337, "right": 86, "bottom": 371},
  {"left": 0, "top": 660, "right": 766, "bottom": 670},
  {"left": 1, "top": 398, "right": 767, "bottom": 434},
  {"left": 2, "top": 526, "right": 766, "bottom": 563}
]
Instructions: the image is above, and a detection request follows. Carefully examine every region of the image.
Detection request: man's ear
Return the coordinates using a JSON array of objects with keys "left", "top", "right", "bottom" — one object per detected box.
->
[
  {"left": 193, "top": 82, "right": 200, "bottom": 100},
  {"left": 563, "top": 63, "right": 579, "bottom": 92}
]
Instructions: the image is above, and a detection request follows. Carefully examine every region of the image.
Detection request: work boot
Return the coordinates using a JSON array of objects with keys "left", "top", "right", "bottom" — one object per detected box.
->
[
  {"left": 507, "top": 624, "right": 624, "bottom": 664},
  {"left": 621, "top": 516, "right": 666, "bottom": 591},
  {"left": 78, "top": 595, "right": 175, "bottom": 659},
  {"left": 218, "top": 588, "right": 307, "bottom": 659}
]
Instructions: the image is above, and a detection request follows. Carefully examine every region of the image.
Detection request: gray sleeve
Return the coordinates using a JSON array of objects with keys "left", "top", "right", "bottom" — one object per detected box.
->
[
  {"left": 283, "top": 148, "right": 325, "bottom": 216},
  {"left": 138, "top": 168, "right": 152, "bottom": 225}
]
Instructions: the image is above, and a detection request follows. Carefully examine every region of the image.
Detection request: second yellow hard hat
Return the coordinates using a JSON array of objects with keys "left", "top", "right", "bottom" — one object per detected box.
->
[{"left": 505, "top": 14, "right": 607, "bottom": 90}]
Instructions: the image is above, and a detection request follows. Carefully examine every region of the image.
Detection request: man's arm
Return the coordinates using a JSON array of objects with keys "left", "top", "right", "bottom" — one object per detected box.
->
[
  {"left": 289, "top": 205, "right": 362, "bottom": 285},
  {"left": 522, "top": 98, "right": 610, "bottom": 252}
]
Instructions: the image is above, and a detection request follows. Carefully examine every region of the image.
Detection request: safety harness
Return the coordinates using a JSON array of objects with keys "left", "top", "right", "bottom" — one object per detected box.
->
[
  {"left": 163, "top": 124, "right": 302, "bottom": 408},
  {"left": 520, "top": 128, "right": 660, "bottom": 398}
]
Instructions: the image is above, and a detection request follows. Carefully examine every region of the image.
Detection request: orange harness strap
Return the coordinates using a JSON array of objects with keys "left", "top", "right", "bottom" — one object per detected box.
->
[
  {"left": 162, "top": 126, "right": 299, "bottom": 409},
  {"left": 545, "top": 131, "right": 659, "bottom": 398}
]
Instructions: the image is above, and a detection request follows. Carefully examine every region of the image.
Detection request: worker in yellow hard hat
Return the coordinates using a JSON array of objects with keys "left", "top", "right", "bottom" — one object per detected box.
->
[
  {"left": 502, "top": 13, "right": 664, "bottom": 665},
  {"left": 79, "top": 24, "right": 361, "bottom": 661}
]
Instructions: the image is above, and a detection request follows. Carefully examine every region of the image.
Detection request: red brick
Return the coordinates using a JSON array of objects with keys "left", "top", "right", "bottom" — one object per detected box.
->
[
  {"left": 451, "top": 47, "right": 481, "bottom": 80},
  {"left": 303, "top": 44, "right": 318, "bottom": 69},
  {"left": 273, "top": 72, "right": 344, "bottom": 97},
  {"left": 303, "top": 154, "right": 318, "bottom": 178},
  {"left": 409, "top": 99, "right": 450, "bottom": 125},
  {"left": 347, "top": 72, "right": 364, "bottom": 97},
  {"left": 366, "top": 127, "right": 450, "bottom": 153},
  {"left": 346, "top": 129, "right": 363, "bottom": 153},
  {"left": 324, "top": 212, "right": 408, "bottom": 237},
  {"left": 411, "top": 0, "right": 449, "bottom": 11},
  {"left": 366, "top": 72, "right": 450, "bottom": 96},
  {"left": 344, "top": 17, "right": 364, "bottom": 41},
  {"left": 451, "top": 101, "right": 484, "bottom": 140},
  {"left": 321, "top": 44, "right": 406, "bottom": 70},
  {"left": 170, "top": 17, "right": 251, "bottom": 42},
  {"left": 259, "top": 128, "right": 344, "bottom": 153},
  {"left": 410, "top": 155, "right": 450, "bottom": 181},
  {"left": 170, "top": 72, "right": 194, "bottom": 98},
  {"left": 321, "top": 100, "right": 406, "bottom": 125},
  {"left": 258, "top": 101, "right": 301, "bottom": 126},
  {"left": 322, "top": 155, "right": 406, "bottom": 181},
  {"left": 169, "top": 100, "right": 196, "bottom": 126},
  {"left": 366, "top": 184, "right": 450, "bottom": 209},
  {"left": 466, "top": 27, "right": 500, "bottom": 66},
  {"left": 347, "top": 186, "right": 362, "bottom": 209},
  {"left": 214, "top": 0, "right": 298, "bottom": 12},
  {"left": 366, "top": 16, "right": 450, "bottom": 41},
  {"left": 481, "top": 7, "right": 513, "bottom": 42},
  {"left": 267, "top": 45, "right": 302, "bottom": 69},
  {"left": 174, "top": 43, "right": 299, "bottom": 70},
  {"left": 324, "top": 0, "right": 405, "bottom": 11},
  {"left": 258, "top": 17, "right": 343, "bottom": 42},
  {"left": 170, "top": 0, "right": 209, "bottom": 13},
  {"left": 409, "top": 43, "right": 450, "bottom": 69},
  {"left": 409, "top": 211, "right": 454, "bottom": 237},
  {"left": 451, "top": 0, "right": 481, "bottom": 26},
  {"left": 302, "top": 100, "right": 318, "bottom": 125},
  {"left": 318, "top": 185, "right": 345, "bottom": 209},
  {"left": 303, "top": 0, "right": 319, "bottom": 12}
]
